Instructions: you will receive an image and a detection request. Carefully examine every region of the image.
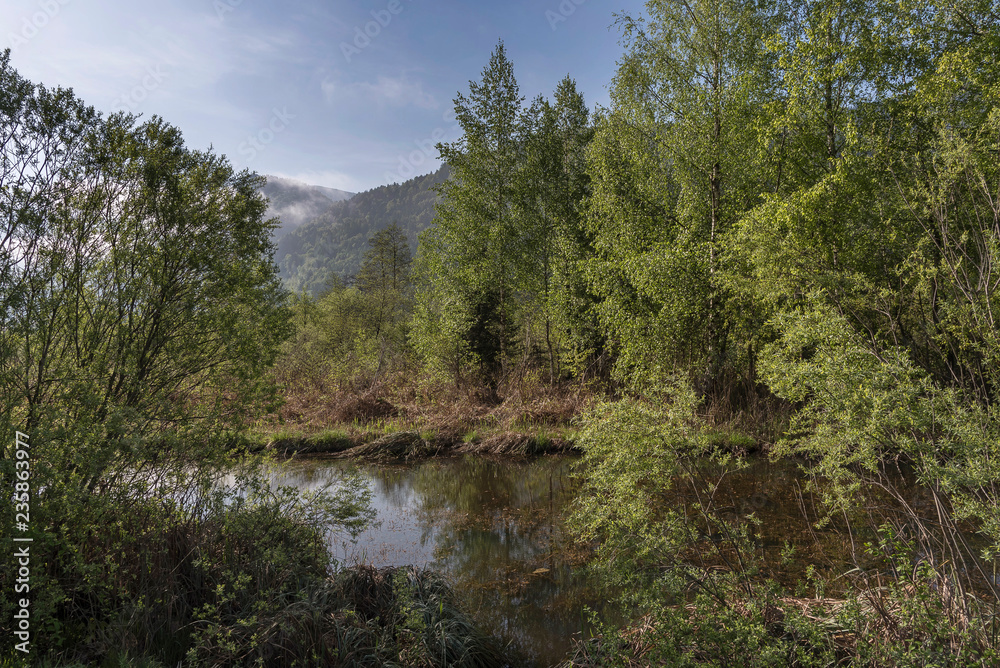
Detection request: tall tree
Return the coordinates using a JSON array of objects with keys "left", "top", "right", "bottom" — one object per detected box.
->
[
  {"left": 519, "top": 77, "right": 599, "bottom": 381},
  {"left": 416, "top": 41, "right": 528, "bottom": 385},
  {"left": 357, "top": 222, "right": 412, "bottom": 341},
  {"left": 587, "top": 0, "right": 779, "bottom": 392},
  {"left": 3, "top": 99, "right": 291, "bottom": 486},
  {"left": 357, "top": 223, "right": 412, "bottom": 294}
]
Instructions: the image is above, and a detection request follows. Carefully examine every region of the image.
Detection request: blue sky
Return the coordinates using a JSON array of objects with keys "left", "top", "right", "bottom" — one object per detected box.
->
[{"left": 2, "top": 0, "right": 645, "bottom": 193}]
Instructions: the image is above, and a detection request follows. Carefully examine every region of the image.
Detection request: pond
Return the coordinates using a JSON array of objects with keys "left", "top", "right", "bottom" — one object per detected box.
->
[
  {"left": 268, "top": 453, "right": 987, "bottom": 666},
  {"left": 272, "top": 455, "right": 606, "bottom": 666}
]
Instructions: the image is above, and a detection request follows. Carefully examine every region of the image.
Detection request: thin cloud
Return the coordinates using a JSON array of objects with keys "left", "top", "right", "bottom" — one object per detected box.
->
[
  {"left": 332, "top": 75, "right": 438, "bottom": 110},
  {"left": 272, "top": 170, "right": 365, "bottom": 193}
]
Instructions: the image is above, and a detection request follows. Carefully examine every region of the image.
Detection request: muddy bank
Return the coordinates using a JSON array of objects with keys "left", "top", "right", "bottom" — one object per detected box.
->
[{"left": 259, "top": 429, "right": 579, "bottom": 460}]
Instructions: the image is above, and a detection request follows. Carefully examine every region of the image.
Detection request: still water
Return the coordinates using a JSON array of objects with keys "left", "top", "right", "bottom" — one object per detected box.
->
[
  {"left": 272, "top": 455, "right": 606, "bottom": 666},
  {"left": 269, "top": 454, "right": 963, "bottom": 666}
]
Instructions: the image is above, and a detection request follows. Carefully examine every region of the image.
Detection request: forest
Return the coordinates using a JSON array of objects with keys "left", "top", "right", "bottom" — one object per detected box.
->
[
  {"left": 283, "top": 0, "right": 1000, "bottom": 662},
  {"left": 2, "top": 0, "right": 1000, "bottom": 664},
  {"left": 276, "top": 166, "right": 448, "bottom": 296}
]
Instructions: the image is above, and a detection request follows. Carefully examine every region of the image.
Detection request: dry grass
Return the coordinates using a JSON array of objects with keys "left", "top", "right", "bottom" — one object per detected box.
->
[
  {"left": 454, "top": 433, "right": 577, "bottom": 456},
  {"left": 266, "top": 369, "right": 594, "bottom": 454}
]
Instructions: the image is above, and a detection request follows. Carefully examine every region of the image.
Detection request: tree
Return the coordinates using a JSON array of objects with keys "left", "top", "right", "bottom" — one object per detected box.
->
[
  {"left": 2, "top": 76, "right": 291, "bottom": 484},
  {"left": 357, "top": 222, "right": 412, "bottom": 295},
  {"left": 416, "top": 41, "right": 528, "bottom": 386},
  {"left": 586, "top": 0, "right": 779, "bottom": 393},
  {"left": 745, "top": 0, "right": 1000, "bottom": 614},
  {"left": 519, "top": 77, "right": 600, "bottom": 381},
  {"left": 356, "top": 222, "right": 413, "bottom": 374},
  {"left": 0, "top": 57, "right": 303, "bottom": 653},
  {"left": 0, "top": 49, "right": 99, "bottom": 435}
]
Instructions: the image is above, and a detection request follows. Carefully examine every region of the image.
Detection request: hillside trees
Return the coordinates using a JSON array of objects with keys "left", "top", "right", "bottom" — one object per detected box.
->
[
  {"left": 276, "top": 166, "right": 447, "bottom": 296},
  {"left": 414, "top": 45, "right": 599, "bottom": 390},
  {"left": 586, "top": 0, "right": 780, "bottom": 394},
  {"left": 278, "top": 222, "right": 415, "bottom": 392},
  {"left": 353, "top": 222, "right": 413, "bottom": 380},
  {"left": 357, "top": 222, "right": 412, "bottom": 339}
]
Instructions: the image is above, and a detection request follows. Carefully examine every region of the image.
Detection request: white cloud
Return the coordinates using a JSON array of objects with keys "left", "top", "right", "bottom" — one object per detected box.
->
[
  {"left": 321, "top": 77, "right": 337, "bottom": 104},
  {"left": 333, "top": 74, "right": 438, "bottom": 110},
  {"left": 272, "top": 169, "right": 366, "bottom": 193}
]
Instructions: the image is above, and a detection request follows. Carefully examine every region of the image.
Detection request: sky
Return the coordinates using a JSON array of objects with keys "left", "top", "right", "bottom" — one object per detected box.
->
[{"left": 2, "top": 0, "right": 646, "bottom": 194}]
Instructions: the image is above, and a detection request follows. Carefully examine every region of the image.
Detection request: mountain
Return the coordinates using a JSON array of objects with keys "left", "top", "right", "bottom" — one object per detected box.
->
[
  {"left": 276, "top": 165, "right": 449, "bottom": 295},
  {"left": 261, "top": 176, "right": 354, "bottom": 240}
]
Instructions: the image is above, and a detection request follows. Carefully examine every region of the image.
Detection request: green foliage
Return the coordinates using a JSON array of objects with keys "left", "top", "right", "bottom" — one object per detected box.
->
[
  {"left": 0, "top": 456, "right": 375, "bottom": 665},
  {"left": 760, "top": 305, "right": 1000, "bottom": 561},
  {"left": 276, "top": 166, "right": 447, "bottom": 296},
  {"left": 0, "top": 69, "right": 292, "bottom": 464},
  {"left": 413, "top": 46, "right": 601, "bottom": 390},
  {"left": 416, "top": 41, "right": 529, "bottom": 385},
  {"left": 519, "top": 77, "right": 603, "bottom": 381},
  {"left": 571, "top": 380, "right": 725, "bottom": 580},
  {"left": 277, "top": 264, "right": 413, "bottom": 393},
  {"left": 565, "top": 2, "right": 1000, "bottom": 663},
  {"left": 0, "top": 54, "right": 387, "bottom": 666},
  {"left": 584, "top": 0, "right": 780, "bottom": 393},
  {"left": 570, "top": 577, "right": 839, "bottom": 668}
]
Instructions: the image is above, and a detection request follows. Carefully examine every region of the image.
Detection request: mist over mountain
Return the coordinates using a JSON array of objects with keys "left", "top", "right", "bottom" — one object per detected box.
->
[
  {"left": 261, "top": 176, "right": 354, "bottom": 240},
  {"left": 276, "top": 165, "right": 449, "bottom": 295}
]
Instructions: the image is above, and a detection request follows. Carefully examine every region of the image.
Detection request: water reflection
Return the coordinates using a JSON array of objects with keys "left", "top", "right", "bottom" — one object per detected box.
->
[
  {"left": 274, "top": 456, "right": 598, "bottom": 666},
  {"left": 270, "top": 454, "right": 995, "bottom": 666}
]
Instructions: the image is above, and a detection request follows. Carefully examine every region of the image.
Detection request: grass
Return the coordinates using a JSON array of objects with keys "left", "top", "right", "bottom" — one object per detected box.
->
[
  {"left": 255, "top": 370, "right": 594, "bottom": 459},
  {"left": 704, "top": 429, "right": 759, "bottom": 454},
  {"left": 242, "top": 426, "right": 357, "bottom": 455}
]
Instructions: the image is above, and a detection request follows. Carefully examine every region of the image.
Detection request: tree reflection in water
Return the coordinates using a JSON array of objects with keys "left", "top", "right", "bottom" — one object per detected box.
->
[{"left": 274, "top": 455, "right": 609, "bottom": 666}]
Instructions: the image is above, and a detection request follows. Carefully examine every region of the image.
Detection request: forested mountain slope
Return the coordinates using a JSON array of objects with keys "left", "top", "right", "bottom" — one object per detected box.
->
[
  {"left": 261, "top": 175, "right": 354, "bottom": 241},
  {"left": 276, "top": 165, "right": 448, "bottom": 295}
]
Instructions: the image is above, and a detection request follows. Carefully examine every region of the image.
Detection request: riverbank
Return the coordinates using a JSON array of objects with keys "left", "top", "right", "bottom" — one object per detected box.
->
[
  {"left": 247, "top": 428, "right": 579, "bottom": 459},
  {"left": 245, "top": 375, "right": 587, "bottom": 458},
  {"left": 247, "top": 375, "right": 766, "bottom": 460}
]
